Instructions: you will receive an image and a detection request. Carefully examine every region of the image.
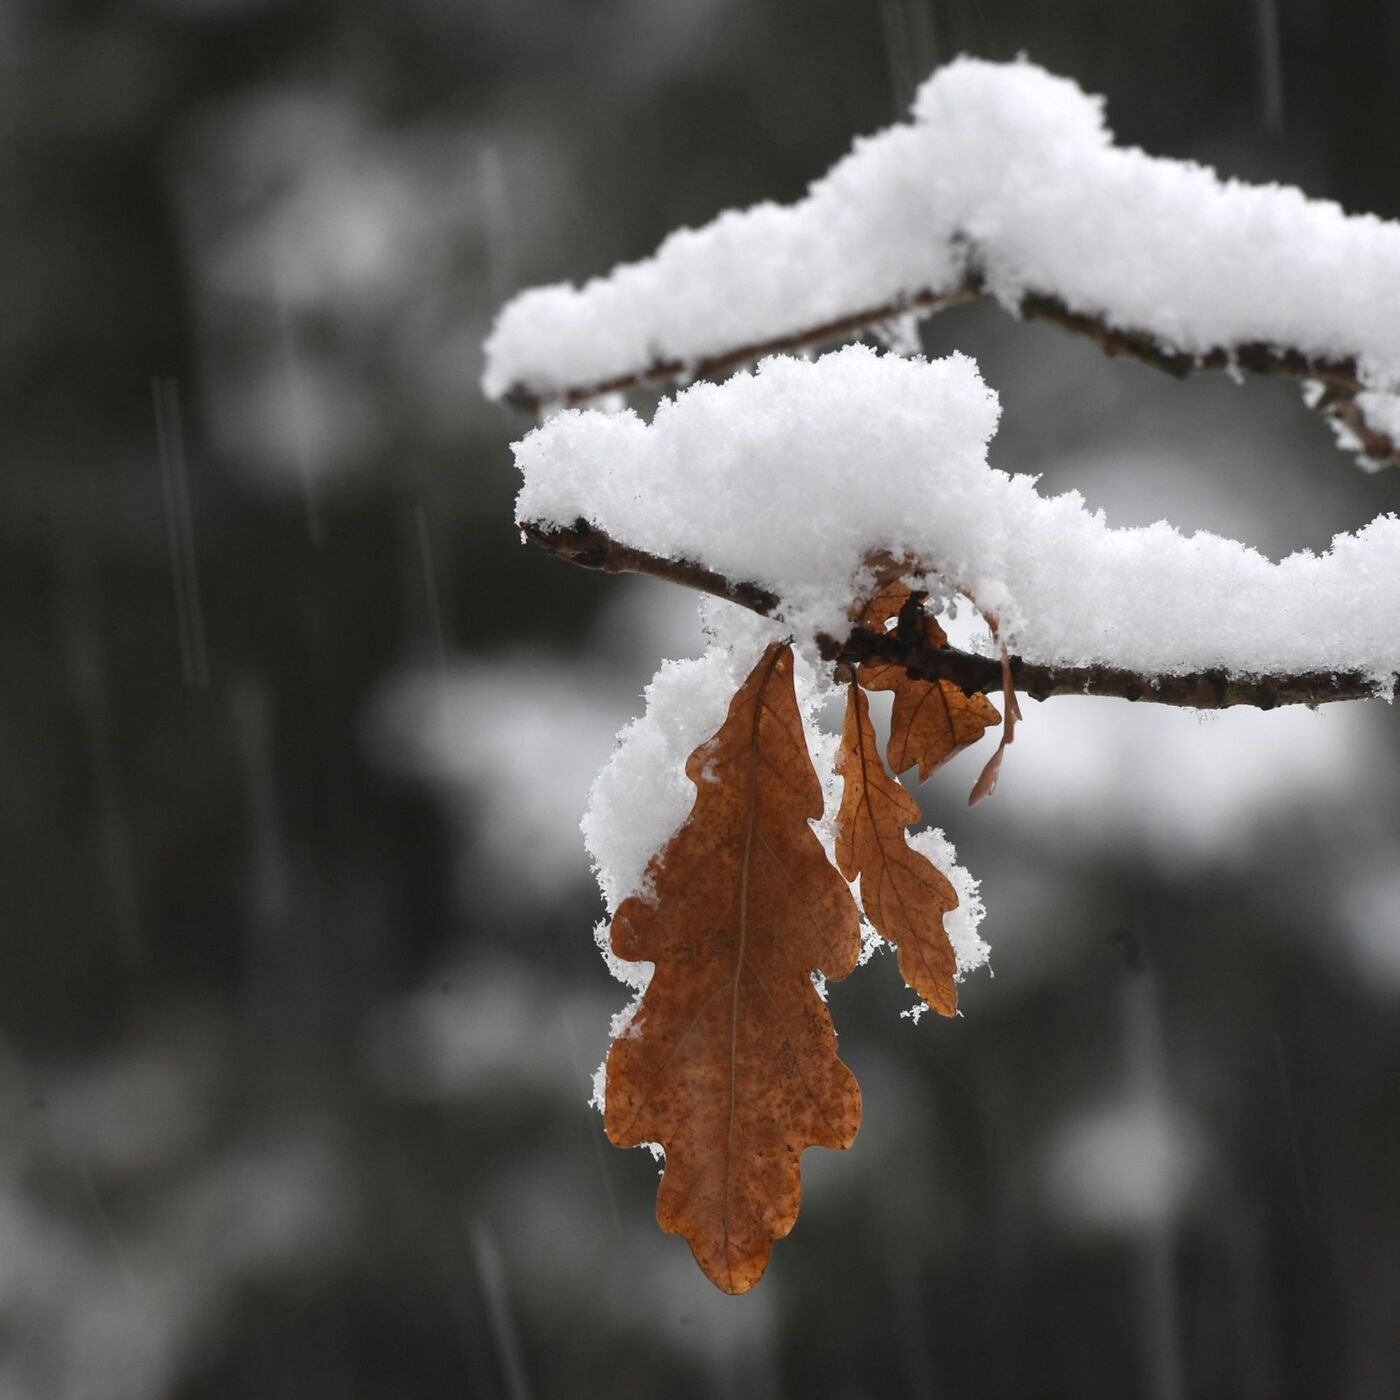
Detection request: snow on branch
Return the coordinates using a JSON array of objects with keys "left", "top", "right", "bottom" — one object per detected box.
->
[
  {"left": 484, "top": 58, "right": 1400, "bottom": 468},
  {"left": 524, "top": 518, "right": 1378, "bottom": 711},
  {"left": 514, "top": 347, "right": 1400, "bottom": 705}
]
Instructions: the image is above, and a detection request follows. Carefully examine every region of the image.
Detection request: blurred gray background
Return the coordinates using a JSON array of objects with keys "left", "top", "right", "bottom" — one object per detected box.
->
[{"left": 3, "top": 1, "right": 1399, "bottom": 1396}]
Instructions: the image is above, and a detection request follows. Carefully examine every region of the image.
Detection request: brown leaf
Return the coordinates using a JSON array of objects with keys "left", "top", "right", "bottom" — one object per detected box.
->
[
  {"left": 860, "top": 665, "right": 1002, "bottom": 782},
  {"left": 603, "top": 642, "right": 862, "bottom": 1295},
  {"left": 835, "top": 682, "right": 959, "bottom": 1017},
  {"left": 968, "top": 638, "right": 1020, "bottom": 806},
  {"left": 851, "top": 581, "right": 999, "bottom": 782}
]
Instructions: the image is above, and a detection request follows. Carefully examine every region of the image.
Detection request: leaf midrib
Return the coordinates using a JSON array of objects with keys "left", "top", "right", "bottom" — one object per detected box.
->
[{"left": 722, "top": 648, "right": 779, "bottom": 1286}]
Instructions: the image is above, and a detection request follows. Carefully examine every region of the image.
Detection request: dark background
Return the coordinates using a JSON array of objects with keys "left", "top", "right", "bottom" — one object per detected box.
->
[{"left": 3, "top": 2, "right": 1399, "bottom": 1396}]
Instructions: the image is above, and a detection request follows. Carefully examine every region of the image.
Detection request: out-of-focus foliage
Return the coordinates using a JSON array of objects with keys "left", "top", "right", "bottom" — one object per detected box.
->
[{"left": 2, "top": 0, "right": 1398, "bottom": 1395}]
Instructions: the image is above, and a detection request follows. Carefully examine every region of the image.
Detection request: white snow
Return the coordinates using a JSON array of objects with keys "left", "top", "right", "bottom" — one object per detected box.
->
[
  {"left": 893, "top": 826, "right": 989, "bottom": 1023},
  {"left": 909, "top": 827, "right": 988, "bottom": 975},
  {"left": 582, "top": 640, "right": 771, "bottom": 917},
  {"left": 515, "top": 344, "right": 1400, "bottom": 682},
  {"left": 1354, "top": 392, "right": 1400, "bottom": 441},
  {"left": 1329, "top": 390, "right": 1400, "bottom": 472},
  {"left": 483, "top": 57, "right": 1400, "bottom": 407}
]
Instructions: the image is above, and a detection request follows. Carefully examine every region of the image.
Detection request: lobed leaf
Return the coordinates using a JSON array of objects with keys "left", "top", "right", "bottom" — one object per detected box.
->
[
  {"left": 835, "top": 682, "right": 960, "bottom": 1016},
  {"left": 603, "top": 642, "right": 862, "bottom": 1294}
]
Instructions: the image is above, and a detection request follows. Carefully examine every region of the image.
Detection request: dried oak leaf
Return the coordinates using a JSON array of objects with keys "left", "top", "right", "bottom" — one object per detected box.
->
[
  {"left": 853, "top": 582, "right": 1000, "bottom": 783},
  {"left": 835, "top": 682, "right": 959, "bottom": 1017},
  {"left": 604, "top": 642, "right": 862, "bottom": 1295}
]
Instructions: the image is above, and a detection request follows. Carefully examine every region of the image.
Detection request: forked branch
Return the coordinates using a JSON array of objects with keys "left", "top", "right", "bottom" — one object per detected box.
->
[{"left": 524, "top": 518, "right": 1388, "bottom": 710}]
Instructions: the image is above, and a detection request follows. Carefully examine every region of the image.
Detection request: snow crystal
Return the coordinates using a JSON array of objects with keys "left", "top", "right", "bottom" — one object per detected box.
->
[
  {"left": 483, "top": 57, "right": 1400, "bottom": 403},
  {"left": 515, "top": 345, "right": 1400, "bottom": 680}
]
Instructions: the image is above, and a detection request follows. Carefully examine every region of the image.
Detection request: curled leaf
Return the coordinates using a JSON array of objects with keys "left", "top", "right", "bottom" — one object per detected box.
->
[
  {"left": 603, "top": 642, "right": 862, "bottom": 1294},
  {"left": 967, "top": 636, "right": 1020, "bottom": 806}
]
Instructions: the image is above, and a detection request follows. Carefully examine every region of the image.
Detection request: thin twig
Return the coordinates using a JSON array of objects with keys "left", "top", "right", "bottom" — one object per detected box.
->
[
  {"left": 500, "top": 275, "right": 1398, "bottom": 465},
  {"left": 523, "top": 518, "right": 1388, "bottom": 710},
  {"left": 501, "top": 281, "right": 981, "bottom": 413},
  {"left": 519, "top": 518, "right": 782, "bottom": 615}
]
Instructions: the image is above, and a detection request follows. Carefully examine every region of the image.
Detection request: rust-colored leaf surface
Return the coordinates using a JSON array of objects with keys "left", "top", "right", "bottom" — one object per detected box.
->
[
  {"left": 853, "top": 579, "right": 1000, "bottom": 783},
  {"left": 604, "top": 642, "right": 862, "bottom": 1294},
  {"left": 968, "top": 637, "right": 1021, "bottom": 806},
  {"left": 835, "top": 682, "right": 960, "bottom": 1017}
]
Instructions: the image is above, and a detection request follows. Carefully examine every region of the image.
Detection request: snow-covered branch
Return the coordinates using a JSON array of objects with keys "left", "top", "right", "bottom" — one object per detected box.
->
[
  {"left": 513, "top": 347, "right": 1400, "bottom": 701},
  {"left": 498, "top": 278, "right": 1394, "bottom": 467},
  {"left": 484, "top": 59, "right": 1400, "bottom": 468},
  {"left": 495, "top": 278, "right": 978, "bottom": 410},
  {"left": 524, "top": 517, "right": 1381, "bottom": 710}
]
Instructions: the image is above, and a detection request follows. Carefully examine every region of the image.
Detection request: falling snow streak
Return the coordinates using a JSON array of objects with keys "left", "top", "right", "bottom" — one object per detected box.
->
[
  {"left": 76, "top": 1164, "right": 137, "bottom": 1289},
  {"left": 152, "top": 376, "right": 209, "bottom": 689},
  {"left": 470, "top": 1222, "right": 533, "bottom": 1400},
  {"left": 271, "top": 241, "right": 325, "bottom": 546},
  {"left": 1255, "top": 0, "right": 1285, "bottom": 134},
  {"left": 880, "top": 2, "right": 940, "bottom": 118},
  {"left": 965, "top": 0, "right": 995, "bottom": 57},
  {"left": 478, "top": 145, "right": 517, "bottom": 309},
  {"left": 1122, "top": 966, "right": 1186, "bottom": 1400},
  {"left": 558, "top": 1006, "right": 624, "bottom": 1237},
  {"left": 413, "top": 504, "right": 451, "bottom": 718}
]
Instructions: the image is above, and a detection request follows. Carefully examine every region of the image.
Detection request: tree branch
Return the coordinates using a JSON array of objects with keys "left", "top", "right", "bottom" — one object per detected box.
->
[
  {"left": 519, "top": 518, "right": 782, "bottom": 616},
  {"left": 501, "top": 281, "right": 981, "bottom": 413},
  {"left": 501, "top": 275, "right": 1399, "bottom": 467},
  {"left": 523, "top": 518, "right": 1388, "bottom": 710}
]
